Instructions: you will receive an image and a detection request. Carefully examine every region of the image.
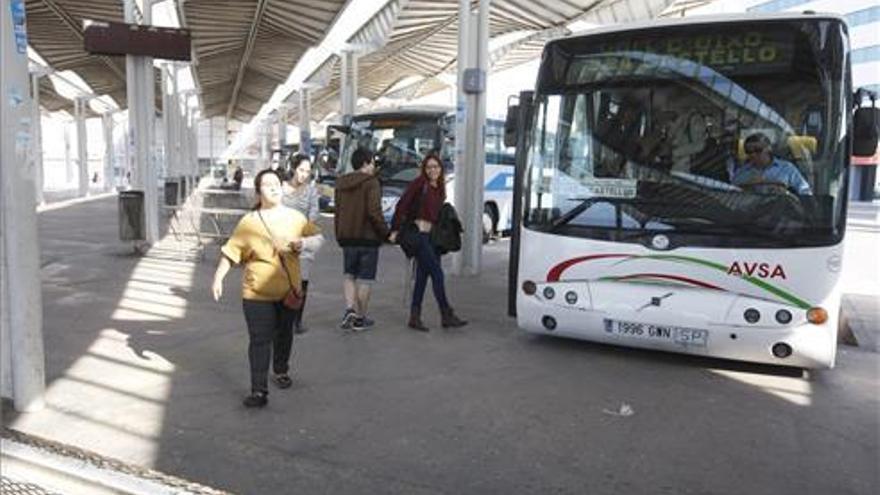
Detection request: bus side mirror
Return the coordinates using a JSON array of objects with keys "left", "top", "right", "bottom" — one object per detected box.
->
[
  {"left": 326, "top": 124, "right": 350, "bottom": 143},
  {"left": 504, "top": 104, "right": 519, "bottom": 148},
  {"left": 853, "top": 106, "right": 879, "bottom": 157}
]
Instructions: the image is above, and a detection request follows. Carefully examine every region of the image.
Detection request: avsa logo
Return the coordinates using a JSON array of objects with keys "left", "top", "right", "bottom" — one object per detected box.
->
[{"left": 727, "top": 262, "right": 787, "bottom": 280}]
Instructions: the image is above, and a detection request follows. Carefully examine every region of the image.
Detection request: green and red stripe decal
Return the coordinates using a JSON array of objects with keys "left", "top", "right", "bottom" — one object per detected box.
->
[{"left": 546, "top": 253, "right": 812, "bottom": 309}]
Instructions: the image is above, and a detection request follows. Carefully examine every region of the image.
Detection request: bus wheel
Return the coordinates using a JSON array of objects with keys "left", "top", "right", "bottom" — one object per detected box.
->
[{"left": 483, "top": 203, "right": 497, "bottom": 243}]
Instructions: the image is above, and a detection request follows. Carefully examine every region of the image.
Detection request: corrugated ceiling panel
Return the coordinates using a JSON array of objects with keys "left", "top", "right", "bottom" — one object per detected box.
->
[
  {"left": 184, "top": 0, "right": 346, "bottom": 121},
  {"left": 25, "top": 0, "right": 128, "bottom": 107},
  {"left": 300, "top": 0, "right": 678, "bottom": 121}
]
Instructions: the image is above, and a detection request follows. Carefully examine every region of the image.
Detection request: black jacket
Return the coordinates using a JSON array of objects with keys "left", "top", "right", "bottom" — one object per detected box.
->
[{"left": 431, "top": 203, "right": 463, "bottom": 255}]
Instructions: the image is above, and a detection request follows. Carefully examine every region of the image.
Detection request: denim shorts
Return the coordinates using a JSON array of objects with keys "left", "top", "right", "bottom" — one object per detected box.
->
[{"left": 343, "top": 246, "right": 379, "bottom": 281}]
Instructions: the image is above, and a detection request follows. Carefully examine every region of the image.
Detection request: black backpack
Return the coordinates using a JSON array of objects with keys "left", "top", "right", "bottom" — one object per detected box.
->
[{"left": 431, "top": 203, "right": 463, "bottom": 255}]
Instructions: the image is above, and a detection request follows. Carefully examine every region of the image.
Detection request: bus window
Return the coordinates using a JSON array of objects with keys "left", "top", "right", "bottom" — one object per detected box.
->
[{"left": 485, "top": 121, "right": 516, "bottom": 165}]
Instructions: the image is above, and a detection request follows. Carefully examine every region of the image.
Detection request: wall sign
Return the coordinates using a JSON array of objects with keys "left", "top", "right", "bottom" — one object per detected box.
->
[{"left": 10, "top": 0, "right": 28, "bottom": 55}]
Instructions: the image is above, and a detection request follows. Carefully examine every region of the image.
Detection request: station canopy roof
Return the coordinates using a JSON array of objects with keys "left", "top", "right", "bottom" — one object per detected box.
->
[
  {"left": 24, "top": 0, "right": 131, "bottom": 109},
  {"left": 33, "top": 76, "right": 98, "bottom": 117},
  {"left": 284, "top": 0, "right": 691, "bottom": 123},
  {"left": 181, "top": 0, "right": 347, "bottom": 122},
  {"left": 23, "top": 0, "right": 348, "bottom": 121},
  {"left": 22, "top": 0, "right": 711, "bottom": 122}
]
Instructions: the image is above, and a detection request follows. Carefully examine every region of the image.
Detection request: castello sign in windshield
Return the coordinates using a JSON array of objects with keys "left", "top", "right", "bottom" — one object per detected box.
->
[{"left": 586, "top": 29, "right": 795, "bottom": 76}]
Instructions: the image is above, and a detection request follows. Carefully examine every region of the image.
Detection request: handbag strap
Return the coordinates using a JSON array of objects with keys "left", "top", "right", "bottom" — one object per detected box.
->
[{"left": 256, "top": 211, "right": 297, "bottom": 291}]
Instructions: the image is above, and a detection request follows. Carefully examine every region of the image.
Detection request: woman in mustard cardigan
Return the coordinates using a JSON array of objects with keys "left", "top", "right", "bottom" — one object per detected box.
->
[{"left": 212, "top": 169, "right": 322, "bottom": 408}]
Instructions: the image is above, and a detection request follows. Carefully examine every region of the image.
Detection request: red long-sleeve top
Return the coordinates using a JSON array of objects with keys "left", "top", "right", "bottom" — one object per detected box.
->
[{"left": 391, "top": 175, "right": 446, "bottom": 230}]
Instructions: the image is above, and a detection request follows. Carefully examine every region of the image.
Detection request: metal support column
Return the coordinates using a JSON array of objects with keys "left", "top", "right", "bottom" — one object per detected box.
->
[
  {"left": 64, "top": 120, "right": 73, "bottom": 185},
  {"left": 208, "top": 116, "right": 215, "bottom": 179},
  {"left": 161, "top": 64, "right": 171, "bottom": 181},
  {"left": 102, "top": 113, "right": 115, "bottom": 192},
  {"left": 75, "top": 97, "right": 89, "bottom": 197},
  {"left": 125, "top": 0, "right": 159, "bottom": 243},
  {"left": 453, "top": 0, "right": 489, "bottom": 276},
  {"left": 277, "top": 106, "right": 287, "bottom": 168},
  {"left": 180, "top": 93, "right": 190, "bottom": 192},
  {"left": 170, "top": 64, "right": 181, "bottom": 185},
  {"left": 162, "top": 65, "right": 180, "bottom": 202},
  {"left": 30, "top": 71, "right": 45, "bottom": 204},
  {"left": 1, "top": 0, "right": 46, "bottom": 411},
  {"left": 299, "top": 88, "right": 311, "bottom": 156},
  {"left": 453, "top": 0, "right": 471, "bottom": 273},
  {"left": 260, "top": 118, "right": 270, "bottom": 170},
  {"left": 341, "top": 49, "right": 358, "bottom": 126},
  {"left": 277, "top": 106, "right": 286, "bottom": 148},
  {"left": 189, "top": 102, "right": 198, "bottom": 184}
]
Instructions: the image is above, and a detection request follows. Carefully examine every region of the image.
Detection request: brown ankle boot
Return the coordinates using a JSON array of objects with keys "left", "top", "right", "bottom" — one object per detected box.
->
[
  {"left": 408, "top": 308, "right": 429, "bottom": 332},
  {"left": 441, "top": 307, "right": 467, "bottom": 328}
]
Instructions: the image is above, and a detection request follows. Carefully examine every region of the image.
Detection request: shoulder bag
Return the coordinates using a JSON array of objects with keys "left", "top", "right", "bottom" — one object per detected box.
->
[{"left": 398, "top": 183, "right": 427, "bottom": 258}]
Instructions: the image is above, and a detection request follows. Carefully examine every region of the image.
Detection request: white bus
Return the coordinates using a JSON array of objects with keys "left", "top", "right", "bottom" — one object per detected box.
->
[
  {"left": 322, "top": 106, "right": 516, "bottom": 239},
  {"left": 504, "top": 13, "right": 879, "bottom": 368}
]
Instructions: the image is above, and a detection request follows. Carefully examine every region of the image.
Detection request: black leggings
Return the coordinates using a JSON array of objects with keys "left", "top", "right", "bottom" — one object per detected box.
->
[{"left": 242, "top": 299, "right": 298, "bottom": 393}]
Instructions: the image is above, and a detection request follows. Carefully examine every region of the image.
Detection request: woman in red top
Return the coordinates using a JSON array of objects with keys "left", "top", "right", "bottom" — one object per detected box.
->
[{"left": 390, "top": 154, "right": 467, "bottom": 331}]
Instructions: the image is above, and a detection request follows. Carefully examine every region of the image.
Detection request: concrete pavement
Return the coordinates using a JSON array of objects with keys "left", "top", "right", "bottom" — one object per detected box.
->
[
  {"left": 841, "top": 201, "right": 880, "bottom": 350},
  {"left": 1, "top": 193, "right": 878, "bottom": 495}
]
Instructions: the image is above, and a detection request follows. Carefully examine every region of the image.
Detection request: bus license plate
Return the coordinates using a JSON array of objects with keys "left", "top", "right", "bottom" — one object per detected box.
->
[{"left": 603, "top": 319, "right": 708, "bottom": 347}]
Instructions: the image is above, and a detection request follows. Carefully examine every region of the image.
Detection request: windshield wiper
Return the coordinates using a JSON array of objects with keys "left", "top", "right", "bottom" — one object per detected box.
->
[{"left": 549, "top": 196, "right": 639, "bottom": 231}]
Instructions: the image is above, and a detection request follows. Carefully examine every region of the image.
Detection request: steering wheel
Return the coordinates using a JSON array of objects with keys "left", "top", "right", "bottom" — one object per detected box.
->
[
  {"left": 741, "top": 180, "right": 804, "bottom": 199},
  {"left": 740, "top": 181, "right": 806, "bottom": 223}
]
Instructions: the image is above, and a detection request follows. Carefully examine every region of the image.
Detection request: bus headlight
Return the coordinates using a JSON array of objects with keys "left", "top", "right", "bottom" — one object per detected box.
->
[
  {"left": 806, "top": 307, "right": 828, "bottom": 325},
  {"left": 543, "top": 287, "right": 556, "bottom": 299},
  {"left": 564, "top": 291, "right": 578, "bottom": 304},
  {"left": 522, "top": 280, "right": 537, "bottom": 295}
]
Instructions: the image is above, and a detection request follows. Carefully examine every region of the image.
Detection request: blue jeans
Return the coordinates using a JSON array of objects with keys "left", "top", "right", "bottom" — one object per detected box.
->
[{"left": 411, "top": 233, "right": 449, "bottom": 311}]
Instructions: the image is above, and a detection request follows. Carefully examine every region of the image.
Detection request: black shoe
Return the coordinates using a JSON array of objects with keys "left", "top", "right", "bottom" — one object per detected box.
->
[
  {"left": 294, "top": 324, "right": 308, "bottom": 335},
  {"left": 340, "top": 308, "right": 357, "bottom": 329},
  {"left": 441, "top": 307, "right": 467, "bottom": 328},
  {"left": 408, "top": 309, "right": 429, "bottom": 331},
  {"left": 272, "top": 373, "right": 293, "bottom": 389},
  {"left": 352, "top": 316, "right": 374, "bottom": 332},
  {"left": 243, "top": 391, "right": 268, "bottom": 408}
]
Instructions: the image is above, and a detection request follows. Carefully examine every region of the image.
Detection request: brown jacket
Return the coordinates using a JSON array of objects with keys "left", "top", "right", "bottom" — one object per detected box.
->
[{"left": 334, "top": 172, "right": 389, "bottom": 247}]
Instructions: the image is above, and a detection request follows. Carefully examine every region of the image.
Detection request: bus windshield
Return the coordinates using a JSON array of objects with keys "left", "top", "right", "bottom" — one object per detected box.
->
[
  {"left": 340, "top": 114, "right": 446, "bottom": 184},
  {"left": 525, "top": 19, "right": 849, "bottom": 248}
]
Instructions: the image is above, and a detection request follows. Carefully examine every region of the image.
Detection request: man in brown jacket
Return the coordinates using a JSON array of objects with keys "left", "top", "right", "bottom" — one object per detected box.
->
[{"left": 334, "top": 147, "right": 389, "bottom": 331}]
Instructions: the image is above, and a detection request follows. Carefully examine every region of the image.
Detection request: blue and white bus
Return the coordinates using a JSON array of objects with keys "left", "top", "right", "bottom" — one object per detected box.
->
[{"left": 321, "top": 106, "right": 516, "bottom": 239}]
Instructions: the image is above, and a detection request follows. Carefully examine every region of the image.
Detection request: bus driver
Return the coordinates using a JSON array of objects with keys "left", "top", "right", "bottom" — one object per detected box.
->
[{"left": 731, "top": 133, "right": 812, "bottom": 195}]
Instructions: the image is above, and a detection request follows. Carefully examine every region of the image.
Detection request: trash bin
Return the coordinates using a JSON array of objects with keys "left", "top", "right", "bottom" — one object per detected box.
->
[
  {"left": 164, "top": 179, "right": 179, "bottom": 206},
  {"left": 119, "top": 190, "right": 145, "bottom": 241}
]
